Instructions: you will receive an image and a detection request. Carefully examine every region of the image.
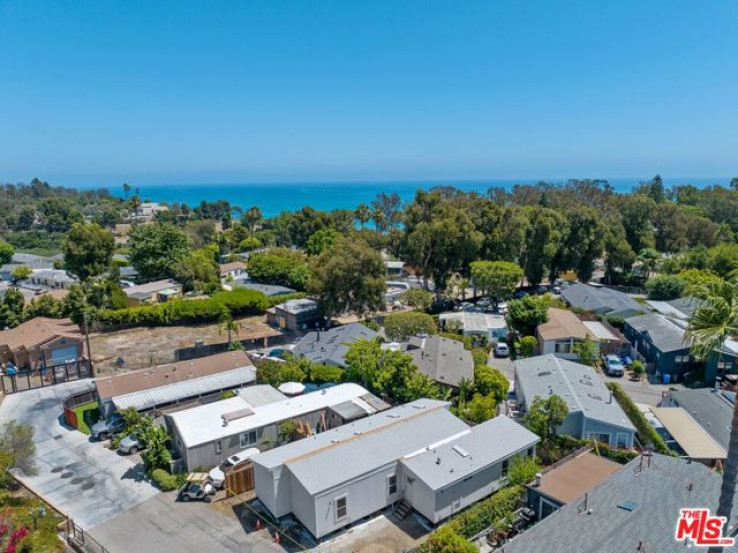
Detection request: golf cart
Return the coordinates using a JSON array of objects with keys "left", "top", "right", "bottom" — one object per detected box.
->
[{"left": 178, "top": 473, "right": 215, "bottom": 503}]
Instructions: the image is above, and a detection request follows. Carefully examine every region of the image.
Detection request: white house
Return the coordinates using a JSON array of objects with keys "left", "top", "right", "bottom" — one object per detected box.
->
[
  {"left": 439, "top": 312, "right": 508, "bottom": 343},
  {"left": 252, "top": 400, "right": 539, "bottom": 539}
]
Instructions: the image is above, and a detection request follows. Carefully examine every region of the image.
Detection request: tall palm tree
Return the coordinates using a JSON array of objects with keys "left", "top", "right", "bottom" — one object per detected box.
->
[
  {"left": 354, "top": 203, "right": 371, "bottom": 231},
  {"left": 686, "top": 274, "right": 738, "bottom": 551}
]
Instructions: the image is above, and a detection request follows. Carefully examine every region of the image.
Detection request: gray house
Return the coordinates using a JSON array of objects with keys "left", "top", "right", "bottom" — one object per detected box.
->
[
  {"left": 252, "top": 400, "right": 538, "bottom": 539},
  {"left": 293, "top": 322, "right": 377, "bottom": 368},
  {"left": 515, "top": 355, "right": 636, "bottom": 448},
  {"left": 663, "top": 388, "right": 734, "bottom": 451},
  {"left": 403, "top": 335, "right": 474, "bottom": 388},
  {"left": 623, "top": 313, "right": 693, "bottom": 382},
  {"left": 561, "top": 283, "right": 644, "bottom": 319},
  {"left": 167, "top": 383, "right": 387, "bottom": 470},
  {"left": 503, "top": 453, "right": 734, "bottom": 553}
]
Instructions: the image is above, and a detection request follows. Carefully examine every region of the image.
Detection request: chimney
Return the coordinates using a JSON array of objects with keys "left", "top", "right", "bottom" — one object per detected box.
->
[{"left": 534, "top": 472, "right": 542, "bottom": 487}]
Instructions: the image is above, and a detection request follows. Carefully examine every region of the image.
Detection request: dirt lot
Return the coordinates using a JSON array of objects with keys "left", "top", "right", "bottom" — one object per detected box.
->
[{"left": 89, "top": 315, "right": 282, "bottom": 375}]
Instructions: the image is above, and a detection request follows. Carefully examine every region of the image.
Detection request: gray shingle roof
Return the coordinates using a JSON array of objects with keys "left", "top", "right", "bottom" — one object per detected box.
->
[
  {"left": 625, "top": 313, "right": 691, "bottom": 353},
  {"left": 401, "top": 416, "right": 539, "bottom": 491},
  {"left": 669, "top": 388, "right": 734, "bottom": 450},
  {"left": 293, "top": 322, "right": 377, "bottom": 368},
  {"left": 561, "top": 284, "right": 644, "bottom": 317},
  {"left": 503, "top": 454, "right": 735, "bottom": 553},
  {"left": 515, "top": 355, "right": 635, "bottom": 432},
  {"left": 235, "top": 281, "right": 296, "bottom": 297},
  {"left": 404, "top": 335, "right": 474, "bottom": 388}
]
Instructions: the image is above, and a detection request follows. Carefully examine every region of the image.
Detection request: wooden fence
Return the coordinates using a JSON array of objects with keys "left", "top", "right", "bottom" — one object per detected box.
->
[{"left": 225, "top": 462, "right": 255, "bottom": 497}]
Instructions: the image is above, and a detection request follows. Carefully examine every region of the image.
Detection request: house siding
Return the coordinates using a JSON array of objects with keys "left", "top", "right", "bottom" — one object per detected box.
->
[{"left": 623, "top": 322, "right": 692, "bottom": 380}]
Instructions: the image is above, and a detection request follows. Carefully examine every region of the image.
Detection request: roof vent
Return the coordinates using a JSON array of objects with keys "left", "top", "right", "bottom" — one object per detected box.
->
[{"left": 452, "top": 445, "right": 469, "bottom": 458}]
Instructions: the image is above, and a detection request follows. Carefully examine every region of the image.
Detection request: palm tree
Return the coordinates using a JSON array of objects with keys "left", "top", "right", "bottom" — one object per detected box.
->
[
  {"left": 219, "top": 310, "right": 240, "bottom": 346},
  {"left": 129, "top": 195, "right": 142, "bottom": 221},
  {"left": 354, "top": 203, "right": 371, "bottom": 231},
  {"left": 122, "top": 183, "right": 131, "bottom": 201},
  {"left": 686, "top": 274, "right": 738, "bottom": 551}
]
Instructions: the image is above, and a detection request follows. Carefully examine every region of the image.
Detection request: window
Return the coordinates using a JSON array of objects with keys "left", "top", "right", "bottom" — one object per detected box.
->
[
  {"left": 554, "top": 341, "right": 572, "bottom": 354},
  {"left": 335, "top": 496, "right": 347, "bottom": 520},
  {"left": 616, "top": 433, "right": 628, "bottom": 448},
  {"left": 387, "top": 474, "right": 397, "bottom": 497},
  {"left": 527, "top": 446, "right": 534, "bottom": 457},
  {"left": 240, "top": 430, "right": 257, "bottom": 448},
  {"left": 501, "top": 459, "right": 509, "bottom": 477},
  {"left": 588, "top": 432, "right": 611, "bottom": 445},
  {"left": 215, "top": 440, "right": 222, "bottom": 455},
  {"left": 675, "top": 355, "right": 691, "bottom": 367}
]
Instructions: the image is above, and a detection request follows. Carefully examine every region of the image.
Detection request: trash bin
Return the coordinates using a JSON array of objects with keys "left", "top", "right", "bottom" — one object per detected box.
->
[{"left": 663, "top": 373, "right": 671, "bottom": 384}]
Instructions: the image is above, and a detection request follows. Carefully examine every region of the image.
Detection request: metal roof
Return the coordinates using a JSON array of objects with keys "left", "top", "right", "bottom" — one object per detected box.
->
[
  {"left": 111, "top": 366, "right": 256, "bottom": 412},
  {"left": 651, "top": 407, "right": 726, "bottom": 460},
  {"left": 669, "top": 388, "right": 734, "bottom": 450},
  {"left": 293, "top": 322, "right": 378, "bottom": 368},
  {"left": 503, "top": 454, "right": 733, "bottom": 553},
  {"left": 168, "top": 382, "right": 377, "bottom": 448},
  {"left": 273, "top": 401, "right": 468, "bottom": 496},
  {"left": 438, "top": 312, "right": 508, "bottom": 333},
  {"left": 624, "top": 313, "right": 691, "bottom": 353},
  {"left": 401, "top": 416, "right": 539, "bottom": 491},
  {"left": 515, "top": 355, "right": 635, "bottom": 432},
  {"left": 582, "top": 321, "right": 619, "bottom": 342}
]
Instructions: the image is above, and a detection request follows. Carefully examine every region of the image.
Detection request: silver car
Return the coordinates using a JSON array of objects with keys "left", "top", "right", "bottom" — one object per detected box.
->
[{"left": 118, "top": 433, "right": 145, "bottom": 455}]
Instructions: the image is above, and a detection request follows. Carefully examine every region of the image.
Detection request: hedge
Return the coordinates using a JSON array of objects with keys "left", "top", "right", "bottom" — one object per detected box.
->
[
  {"left": 606, "top": 382, "right": 669, "bottom": 454},
  {"left": 96, "top": 289, "right": 307, "bottom": 327}
]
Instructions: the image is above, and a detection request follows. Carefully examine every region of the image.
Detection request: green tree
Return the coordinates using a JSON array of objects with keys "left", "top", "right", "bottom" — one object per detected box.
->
[
  {"left": 0, "top": 240, "right": 14, "bottom": 266},
  {"left": 524, "top": 395, "right": 569, "bottom": 443},
  {"left": 469, "top": 261, "right": 523, "bottom": 301},
  {"left": 0, "top": 420, "right": 37, "bottom": 476},
  {"left": 62, "top": 222, "right": 115, "bottom": 280},
  {"left": 24, "top": 294, "right": 63, "bottom": 319},
  {"left": 458, "top": 393, "right": 497, "bottom": 423},
  {"left": 631, "top": 359, "right": 645, "bottom": 380},
  {"left": 11, "top": 265, "right": 32, "bottom": 282},
  {"left": 129, "top": 222, "right": 191, "bottom": 280},
  {"left": 384, "top": 311, "right": 437, "bottom": 341},
  {"left": 603, "top": 219, "right": 636, "bottom": 276},
  {"left": 572, "top": 335, "right": 597, "bottom": 366},
  {"left": 241, "top": 205, "right": 263, "bottom": 233},
  {"left": 305, "top": 228, "right": 340, "bottom": 256},
  {"left": 507, "top": 295, "right": 552, "bottom": 335},
  {"left": 677, "top": 268, "right": 722, "bottom": 288},
  {"left": 401, "top": 289, "right": 434, "bottom": 312},
  {"left": 239, "top": 236, "right": 262, "bottom": 252},
  {"left": 0, "top": 288, "right": 25, "bottom": 328},
  {"left": 354, "top": 203, "right": 372, "bottom": 231},
  {"left": 172, "top": 248, "right": 220, "bottom": 293},
  {"left": 645, "top": 275, "right": 686, "bottom": 300},
  {"left": 247, "top": 248, "right": 309, "bottom": 290},
  {"left": 308, "top": 238, "right": 386, "bottom": 321},
  {"left": 619, "top": 194, "right": 655, "bottom": 253},
  {"left": 256, "top": 358, "right": 309, "bottom": 387},
  {"left": 473, "top": 365, "right": 509, "bottom": 404},
  {"left": 637, "top": 247, "right": 660, "bottom": 279},
  {"left": 519, "top": 336, "right": 537, "bottom": 357},
  {"left": 520, "top": 207, "right": 567, "bottom": 286},
  {"left": 218, "top": 310, "right": 240, "bottom": 346},
  {"left": 557, "top": 208, "right": 605, "bottom": 282}
]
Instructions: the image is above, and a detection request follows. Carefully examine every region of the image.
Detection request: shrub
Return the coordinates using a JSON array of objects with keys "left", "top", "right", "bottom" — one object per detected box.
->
[
  {"left": 307, "top": 364, "right": 345, "bottom": 384},
  {"left": 519, "top": 336, "right": 537, "bottom": 357},
  {"left": 508, "top": 456, "right": 540, "bottom": 485},
  {"left": 607, "top": 382, "right": 669, "bottom": 454},
  {"left": 445, "top": 485, "right": 522, "bottom": 539},
  {"left": 150, "top": 468, "right": 180, "bottom": 491},
  {"left": 384, "top": 311, "right": 437, "bottom": 341}
]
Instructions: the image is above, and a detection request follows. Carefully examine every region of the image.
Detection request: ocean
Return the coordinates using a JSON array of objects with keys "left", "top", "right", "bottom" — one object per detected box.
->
[{"left": 78, "top": 177, "right": 728, "bottom": 219}]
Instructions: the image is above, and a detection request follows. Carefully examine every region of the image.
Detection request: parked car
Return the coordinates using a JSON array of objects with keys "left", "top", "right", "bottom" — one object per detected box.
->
[
  {"left": 550, "top": 286, "right": 562, "bottom": 295},
  {"left": 536, "top": 285, "right": 548, "bottom": 294},
  {"left": 90, "top": 415, "right": 126, "bottom": 441},
  {"left": 179, "top": 474, "right": 215, "bottom": 502},
  {"left": 208, "top": 447, "right": 260, "bottom": 489},
  {"left": 494, "top": 342, "right": 510, "bottom": 358},
  {"left": 118, "top": 433, "right": 145, "bottom": 455},
  {"left": 602, "top": 354, "right": 625, "bottom": 377},
  {"left": 513, "top": 290, "right": 528, "bottom": 299},
  {"left": 496, "top": 301, "right": 509, "bottom": 314}
]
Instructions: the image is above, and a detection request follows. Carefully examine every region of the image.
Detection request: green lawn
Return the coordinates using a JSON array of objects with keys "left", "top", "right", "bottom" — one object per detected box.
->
[{"left": 73, "top": 402, "right": 101, "bottom": 435}]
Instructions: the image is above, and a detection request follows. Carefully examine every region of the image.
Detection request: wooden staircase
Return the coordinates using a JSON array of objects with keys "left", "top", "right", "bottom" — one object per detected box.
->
[{"left": 393, "top": 500, "right": 412, "bottom": 520}]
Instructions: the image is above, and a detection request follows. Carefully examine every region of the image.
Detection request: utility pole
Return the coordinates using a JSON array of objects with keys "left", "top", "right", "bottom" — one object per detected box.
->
[{"left": 83, "top": 310, "right": 95, "bottom": 378}]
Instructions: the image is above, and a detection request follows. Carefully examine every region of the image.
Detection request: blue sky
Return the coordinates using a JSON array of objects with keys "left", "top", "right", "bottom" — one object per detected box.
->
[{"left": 0, "top": 0, "right": 736, "bottom": 186}]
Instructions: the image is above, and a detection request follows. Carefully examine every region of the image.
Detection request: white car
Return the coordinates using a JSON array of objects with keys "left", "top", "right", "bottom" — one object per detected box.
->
[
  {"left": 494, "top": 342, "right": 510, "bottom": 358},
  {"left": 208, "top": 447, "right": 260, "bottom": 489},
  {"left": 602, "top": 354, "right": 625, "bottom": 376}
]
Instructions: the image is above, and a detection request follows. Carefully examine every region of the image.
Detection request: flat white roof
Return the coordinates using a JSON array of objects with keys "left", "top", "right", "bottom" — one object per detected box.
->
[{"left": 169, "top": 382, "right": 375, "bottom": 448}]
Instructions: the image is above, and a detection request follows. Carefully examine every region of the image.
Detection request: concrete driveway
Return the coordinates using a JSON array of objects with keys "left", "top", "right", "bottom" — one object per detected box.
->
[{"left": 0, "top": 380, "right": 160, "bottom": 528}]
